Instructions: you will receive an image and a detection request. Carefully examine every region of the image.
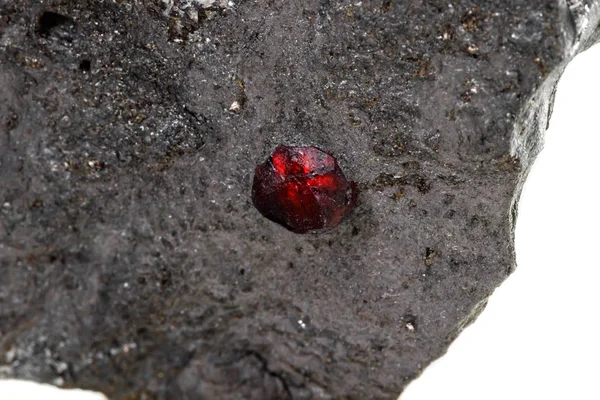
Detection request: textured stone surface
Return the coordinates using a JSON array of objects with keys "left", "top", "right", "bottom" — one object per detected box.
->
[{"left": 0, "top": 1, "right": 598, "bottom": 399}]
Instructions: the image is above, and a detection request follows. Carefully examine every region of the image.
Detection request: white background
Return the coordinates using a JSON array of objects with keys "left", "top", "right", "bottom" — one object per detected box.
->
[
  {"left": 2, "top": 44, "right": 600, "bottom": 400},
  {"left": 402, "top": 44, "right": 600, "bottom": 399}
]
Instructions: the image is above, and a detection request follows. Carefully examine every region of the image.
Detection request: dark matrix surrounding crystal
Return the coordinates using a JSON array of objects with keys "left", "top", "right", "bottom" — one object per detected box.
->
[{"left": 1, "top": 1, "right": 599, "bottom": 399}]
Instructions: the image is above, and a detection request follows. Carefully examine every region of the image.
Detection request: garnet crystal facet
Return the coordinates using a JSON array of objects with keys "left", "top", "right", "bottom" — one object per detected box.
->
[{"left": 252, "top": 145, "right": 358, "bottom": 233}]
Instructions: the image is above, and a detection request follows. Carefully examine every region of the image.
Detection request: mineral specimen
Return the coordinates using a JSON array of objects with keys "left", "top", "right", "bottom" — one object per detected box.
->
[
  {"left": 1, "top": 1, "right": 599, "bottom": 399},
  {"left": 252, "top": 145, "right": 358, "bottom": 233}
]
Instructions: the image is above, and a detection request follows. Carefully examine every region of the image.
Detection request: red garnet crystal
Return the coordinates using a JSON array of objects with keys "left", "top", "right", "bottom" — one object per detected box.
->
[{"left": 252, "top": 145, "right": 358, "bottom": 233}]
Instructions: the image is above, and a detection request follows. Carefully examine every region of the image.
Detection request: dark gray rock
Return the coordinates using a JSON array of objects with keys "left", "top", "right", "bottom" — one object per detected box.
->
[{"left": 1, "top": 1, "right": 598, "bottom": 398}]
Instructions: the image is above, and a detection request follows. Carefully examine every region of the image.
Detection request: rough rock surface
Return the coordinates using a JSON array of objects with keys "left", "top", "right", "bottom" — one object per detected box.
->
[{"left": 1, "top": 1, "right": 598, "bottom": 399}]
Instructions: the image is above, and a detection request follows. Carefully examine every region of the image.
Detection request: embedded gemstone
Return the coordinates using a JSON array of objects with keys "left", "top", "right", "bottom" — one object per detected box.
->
[{"left": 252, "top": 145, "right": 358, "bottom": 233}]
